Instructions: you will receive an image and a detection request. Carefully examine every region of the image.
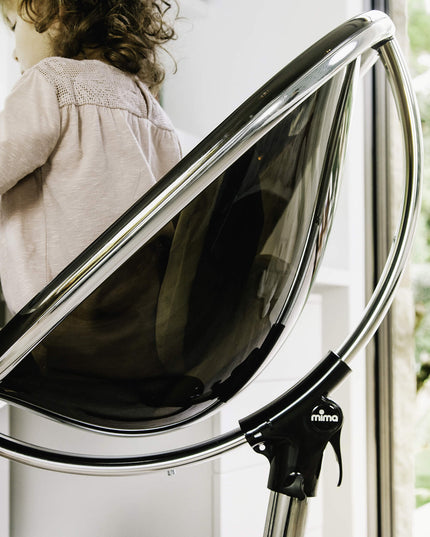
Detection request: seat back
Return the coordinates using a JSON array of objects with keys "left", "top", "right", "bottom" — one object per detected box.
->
[{"left": 0, "top": 62, "right": 358, "bottom": 433}]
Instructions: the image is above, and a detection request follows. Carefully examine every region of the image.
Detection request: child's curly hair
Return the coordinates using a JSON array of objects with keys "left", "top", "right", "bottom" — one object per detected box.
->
[{"left": 7, "top": 1, "right": 177, "bottom": 91}]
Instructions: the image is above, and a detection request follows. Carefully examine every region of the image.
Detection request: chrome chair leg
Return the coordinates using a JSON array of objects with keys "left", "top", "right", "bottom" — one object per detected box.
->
[{"left": 263, "top": 493, "right": 308, "bottom": 537}]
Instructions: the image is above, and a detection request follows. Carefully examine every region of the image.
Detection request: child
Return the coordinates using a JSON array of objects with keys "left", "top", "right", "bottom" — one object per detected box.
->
[{"left": 0, "top": 0, "right": 182, "bottom": 315}]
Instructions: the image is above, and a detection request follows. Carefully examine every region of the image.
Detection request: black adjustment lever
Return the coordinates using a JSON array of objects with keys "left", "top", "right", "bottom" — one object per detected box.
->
[
  {"left": 329, "top": 428, "right": 343, "bottom": 486},
  {"left": 307, "top": 397, "right": 343, "bottom": 488}
]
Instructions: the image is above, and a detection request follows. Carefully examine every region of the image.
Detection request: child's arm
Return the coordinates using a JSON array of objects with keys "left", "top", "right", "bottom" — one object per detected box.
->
[{"left": 0, "top": 69, "right": 61, "bottom": 195}]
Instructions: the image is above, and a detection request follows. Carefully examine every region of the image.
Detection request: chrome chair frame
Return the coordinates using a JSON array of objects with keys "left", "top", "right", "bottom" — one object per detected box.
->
[{"left": 0, "top": 10, "right": 422, "bottom": 537}]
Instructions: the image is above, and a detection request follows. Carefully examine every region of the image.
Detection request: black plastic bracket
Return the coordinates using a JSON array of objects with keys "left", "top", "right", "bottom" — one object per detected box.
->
[{"left": 239, "top": 351, "right": 351, "bottom": 499}]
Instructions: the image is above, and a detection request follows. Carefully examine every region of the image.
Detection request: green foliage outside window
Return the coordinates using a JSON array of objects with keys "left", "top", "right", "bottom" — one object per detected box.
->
[{"left": 409, "top": 0, "right": 430, "bottom": 384}]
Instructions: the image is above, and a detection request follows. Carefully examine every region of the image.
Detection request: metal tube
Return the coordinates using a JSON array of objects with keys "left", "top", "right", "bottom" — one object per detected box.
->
[
  {"left": 263, "top": 492, "right": 308, "bottom": 537},
  {"left": 0, "top": 428, "right": 245, "bottom": 476},
  {"left": 337, "top": 38, "right": 422, "bottom": 364}
]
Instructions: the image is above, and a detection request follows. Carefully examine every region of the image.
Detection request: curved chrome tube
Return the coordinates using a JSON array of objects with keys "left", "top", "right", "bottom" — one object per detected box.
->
[
  {"left": 336, "top": 38, "right": 422, "bottom": 363},
  {"left": 0, "top": 11, "right": 422, "bottom": 474},
  {"left": 0, "top": 428, "right": 245, "bottom": 476}
]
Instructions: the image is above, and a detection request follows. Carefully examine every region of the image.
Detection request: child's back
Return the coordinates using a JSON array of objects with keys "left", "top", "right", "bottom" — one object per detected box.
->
[
  {"left": 0, "top": 56, "right": 181, "bottom": 313},
  {"left": 0, "top": 1, "right": 181, "bottom": 313}
]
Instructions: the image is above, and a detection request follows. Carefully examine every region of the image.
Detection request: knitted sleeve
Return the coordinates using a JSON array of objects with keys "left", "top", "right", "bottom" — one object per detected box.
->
[{"left": 0, "top": 67, "right": 61, "bottom": 195}]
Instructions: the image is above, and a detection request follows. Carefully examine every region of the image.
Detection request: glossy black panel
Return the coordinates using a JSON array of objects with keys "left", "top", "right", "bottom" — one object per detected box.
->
[{"left": 0, "top": 67, "right": 355, "bottom": 433}]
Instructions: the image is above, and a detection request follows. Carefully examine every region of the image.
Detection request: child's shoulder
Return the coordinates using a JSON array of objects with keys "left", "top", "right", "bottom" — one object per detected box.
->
[
  {"left": 34, "top": 56, "right": 118, "bottom": 82},
  {"left": 33, "top": 56, "right": 129, "bottom": 93},
  {"left": 30, "top": 57, "right": 156, "bottom": 119}
]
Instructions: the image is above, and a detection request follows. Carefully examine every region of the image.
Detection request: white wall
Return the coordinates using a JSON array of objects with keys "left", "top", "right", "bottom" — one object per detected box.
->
[
  {"left": 9, "top": 416, "right": 215, "bottom": 537},
  {"left": 0, "top": 1, "right": 369, "bottom": 536},
  {"left": 163, "top": 0, "right": 367, "bottom": 140}
]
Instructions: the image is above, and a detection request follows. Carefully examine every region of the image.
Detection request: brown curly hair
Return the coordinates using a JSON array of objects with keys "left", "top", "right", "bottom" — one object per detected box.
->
[{"left": 2, "top": 0, "right": 177, "bottom": 91}]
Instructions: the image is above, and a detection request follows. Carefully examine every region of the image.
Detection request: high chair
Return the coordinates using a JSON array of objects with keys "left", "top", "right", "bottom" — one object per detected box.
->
[{"left": 0, "top": 10, "right": 422, "bottom": 537}]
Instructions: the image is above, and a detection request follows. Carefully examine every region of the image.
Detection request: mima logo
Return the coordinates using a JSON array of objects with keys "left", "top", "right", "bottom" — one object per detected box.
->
[{"left": 311, "top": 408, "right": 339, "bottom": 423}]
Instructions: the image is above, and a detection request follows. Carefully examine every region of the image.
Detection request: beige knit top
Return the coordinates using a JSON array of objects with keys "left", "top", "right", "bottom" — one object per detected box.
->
[{"left": 0, "top": 57, "right": 181, "bottom": 314}]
